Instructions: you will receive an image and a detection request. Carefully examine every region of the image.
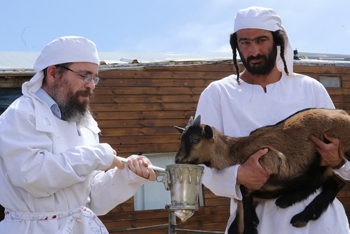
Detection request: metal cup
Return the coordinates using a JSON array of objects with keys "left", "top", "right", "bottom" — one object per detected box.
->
[{"left": 158, "top": 164, "right": 204, "bottom": 222}]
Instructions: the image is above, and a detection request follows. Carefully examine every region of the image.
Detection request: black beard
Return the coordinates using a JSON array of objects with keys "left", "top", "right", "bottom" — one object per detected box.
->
[{"left": 240, "top": 45, "right": 277, "bottom": 76}]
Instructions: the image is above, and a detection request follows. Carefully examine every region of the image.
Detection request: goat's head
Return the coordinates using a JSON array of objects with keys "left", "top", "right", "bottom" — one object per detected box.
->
[{"left": 174, "top": 115, "right": 216, "bottom": 167}]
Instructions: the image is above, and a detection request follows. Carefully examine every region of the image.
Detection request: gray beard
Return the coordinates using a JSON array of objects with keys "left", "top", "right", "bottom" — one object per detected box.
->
[
  {"left": 61, "top": 106, "right": 91, "bottom": 126},
  {"left": 52, "top": 88, "right": 92, "bottom": 126},
  {"left": 59, "top": 97, "right": 89, "bottom": 125}
]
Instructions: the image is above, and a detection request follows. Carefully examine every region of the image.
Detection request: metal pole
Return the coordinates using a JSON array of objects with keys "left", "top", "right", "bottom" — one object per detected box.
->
[{"left": 167, "top": 204, "right": 177, "bottom": 234}]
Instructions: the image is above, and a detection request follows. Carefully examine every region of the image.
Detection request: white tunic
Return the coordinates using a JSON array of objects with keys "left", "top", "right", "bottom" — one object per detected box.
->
[
  {"left": 196, "top": 74, "right": 350, "bottom": 234},
  {"left": 0, "top": 92, "right": 148, "bottom": 233}
]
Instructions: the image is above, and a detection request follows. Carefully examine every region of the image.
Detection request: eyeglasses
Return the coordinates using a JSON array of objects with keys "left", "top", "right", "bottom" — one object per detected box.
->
[{"left": 56, "top": 65, "right": 100, "bottom": 85}]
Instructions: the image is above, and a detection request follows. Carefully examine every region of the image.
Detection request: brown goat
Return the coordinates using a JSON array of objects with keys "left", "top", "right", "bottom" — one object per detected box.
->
[{"left": 174, "top": 108, "right": 349, "bottom": 234}]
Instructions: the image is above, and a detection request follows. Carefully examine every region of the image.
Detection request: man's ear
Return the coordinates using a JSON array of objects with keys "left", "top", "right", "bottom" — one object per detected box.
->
[{"left": 46, "top": 65, "right": 58, "bottom": 84}]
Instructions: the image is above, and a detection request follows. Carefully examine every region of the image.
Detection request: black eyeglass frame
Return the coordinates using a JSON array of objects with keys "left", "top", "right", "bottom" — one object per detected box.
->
[{"left": 56, "top": 65, "right": 100, "bottom": 85}]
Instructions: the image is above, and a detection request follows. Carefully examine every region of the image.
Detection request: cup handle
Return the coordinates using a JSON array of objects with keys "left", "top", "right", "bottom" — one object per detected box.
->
[{"left": 155, "top": 170, "right": 171, "bottom": 191}]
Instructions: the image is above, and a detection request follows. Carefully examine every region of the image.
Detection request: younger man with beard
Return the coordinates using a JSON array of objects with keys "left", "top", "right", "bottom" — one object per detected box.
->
[
  {"left": 0, "top": 36, "right": 156, "bottom": 234},
  {"left": 196, "top": 6, "right": 350, "bottom": 234}
]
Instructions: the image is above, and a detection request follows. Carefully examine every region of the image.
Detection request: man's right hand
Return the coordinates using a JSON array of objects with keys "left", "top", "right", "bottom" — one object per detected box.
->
[
  {"left": 236, "top": 148, "right": 270, "bottom": 190},
  {"left": 105, "top": 150, "right": 125, "bottom": 171}
]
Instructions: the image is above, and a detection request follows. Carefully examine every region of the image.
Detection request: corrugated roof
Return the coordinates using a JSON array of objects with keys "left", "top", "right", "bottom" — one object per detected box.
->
[{"left": 0, "top": 51, "right": 350, "bottom": 75}]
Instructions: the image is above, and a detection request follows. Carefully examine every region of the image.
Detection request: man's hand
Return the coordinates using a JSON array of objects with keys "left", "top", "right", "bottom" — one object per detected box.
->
[
  {"left": 237, "top": 148, "right": 270, "bottom": 190},
  {"left": 309, "top": 134, "right": 345, "bottom": 168},
  {"left": 106, "top": 150, "right": 124, "bottom": 171},
  {"left": 106, "top": 152, "right": 156, "bottom": 181},
  {"left": 127, "top": 156, "right": 157, "bottom": 181}
]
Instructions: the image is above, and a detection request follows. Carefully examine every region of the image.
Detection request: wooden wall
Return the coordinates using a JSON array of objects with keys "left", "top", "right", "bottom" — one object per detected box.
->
[
  {"left": 94, "top": 61, "right": 350, "bottom": 233},
  {"left": 93, "top": 63, "right": 236, "bottom": 157}
]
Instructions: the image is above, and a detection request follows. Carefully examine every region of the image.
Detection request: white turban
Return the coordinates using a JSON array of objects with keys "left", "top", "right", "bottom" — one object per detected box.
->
[
  {"left": 233, "top": 6, "right": 294, "bottom": 76},
  {"left": 22, "top": 36, "right": 100, "bottom": 96}
]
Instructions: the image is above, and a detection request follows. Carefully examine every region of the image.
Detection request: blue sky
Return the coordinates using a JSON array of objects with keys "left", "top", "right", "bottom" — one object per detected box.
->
[{"left": 1, "top": 0, "right": 350, "bottom": 55}]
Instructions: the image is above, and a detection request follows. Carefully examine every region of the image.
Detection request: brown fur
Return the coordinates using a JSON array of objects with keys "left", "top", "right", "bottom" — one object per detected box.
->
[{"left": 175, "top": 108, "right": 348, "bottom": 234}]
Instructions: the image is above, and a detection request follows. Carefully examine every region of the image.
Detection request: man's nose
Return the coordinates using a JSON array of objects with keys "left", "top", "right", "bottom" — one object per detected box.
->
[
  {"left": 85, "top": 79, "right": 96, "bottom": 90},
  {"left": 249, "top": 43, "right": 260, "bottom": 57}
]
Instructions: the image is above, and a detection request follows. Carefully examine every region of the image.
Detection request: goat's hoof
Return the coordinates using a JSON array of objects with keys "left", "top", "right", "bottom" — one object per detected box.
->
[
  {"left": 275, "top": 197, "right": 293, "bottom": 208},
  {"left": 290, "top": 214, "right": 308, "bottom": 228},
  {"left": 291, "top": 221, "right": 307, "bottom": 228}
]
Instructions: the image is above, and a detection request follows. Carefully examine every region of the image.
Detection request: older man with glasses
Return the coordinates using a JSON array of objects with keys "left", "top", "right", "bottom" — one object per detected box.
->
[{"left": 0, "top": 36, "right": 156, "bottom": 234}]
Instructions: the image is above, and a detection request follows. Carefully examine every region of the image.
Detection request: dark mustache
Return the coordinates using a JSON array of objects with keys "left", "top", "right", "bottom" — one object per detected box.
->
[
  {"left": 76, "top": 89, "right": 94, "bottom": 97},
  {"left": 247, "top": 54, "right": 267, "bottom": 63}
]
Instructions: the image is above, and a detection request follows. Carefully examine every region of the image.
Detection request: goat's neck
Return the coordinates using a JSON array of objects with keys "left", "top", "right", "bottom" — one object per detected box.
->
[{"left": 212, "top": 134, "right": 242, "bottom": 169}]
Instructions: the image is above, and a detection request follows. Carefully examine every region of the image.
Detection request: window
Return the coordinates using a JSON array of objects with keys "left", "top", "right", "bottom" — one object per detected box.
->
[
  {"left": 134, "top": 152, "right": 175, "bottom": 210},
  {"left": 319, "top": 76, "right": 341, "bottom": 88},
  {"left": 0, "top": 88, "right": 22, "bottom": 114}
]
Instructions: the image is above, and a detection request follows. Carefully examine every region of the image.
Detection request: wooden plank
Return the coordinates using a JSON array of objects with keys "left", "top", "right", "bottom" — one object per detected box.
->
[
  {"left": 100, "top": 127, "right": 178, "bottom": 136},
  {"left": 333, "top": 103, "right": 350, "bottom": 110},
  {"left": 342, "top": 74, "right": 350, "bottom": 81},
  {"left": 110, "top": 143, "right": 180, "bottom": 156},
  {"left": 93, "top": 86, "right": 206, "bottom": 95},
  {"left": 294, "top": 65, "right": 350, "bottom": 74},
  {"left": 100, "top": 135, "right": 180, "bottom": 146},
  {"left": 99, "top": 70, "right": 234, "bottom": 79},
  {"left": 330, "top": 95, "right": 350, "bottom": 104},
  {"left": 98, "top": 78, "right": 217, "bottom": 87},
  {"left": 326, "top": 88, "right": 350, "bottom": 95},
  {"left": 128, "top": 63, "right": 236, "bottom": 72},
  {"left": 204, "top": 197, "right": 231, "bottom": 207},
  {"left": 97, "top": 118, "right": 189, "bottom": 128},
  {"left": 92, "top": 94, "right": 200, "bottom": 104},
  {"left": 90, "top": 103, "right": 198, "bottom": 112},
  {"left": 0, "top": 77, "right": 31, "bottom": 88},
  {"left": 92, "top": 111, "right": 196, "bottom": 120}
]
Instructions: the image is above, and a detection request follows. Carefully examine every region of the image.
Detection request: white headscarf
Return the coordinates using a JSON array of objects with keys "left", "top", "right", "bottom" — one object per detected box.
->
[
  {"left": 233, "top": 6, "right": 294, "bottom": 76},
  {"left": 22, "top": 36, "right": 100, "bottom": 96}
]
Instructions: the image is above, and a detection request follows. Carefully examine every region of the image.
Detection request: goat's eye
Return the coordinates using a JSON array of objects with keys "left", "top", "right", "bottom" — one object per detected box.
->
[{"left": 192, "top": 139, "right": 199, "bottom": 144}]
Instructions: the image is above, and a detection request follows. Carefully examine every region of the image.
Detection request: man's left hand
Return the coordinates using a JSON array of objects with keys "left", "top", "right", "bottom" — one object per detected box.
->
[{"left": 309, "top": 134, "right": 345, "bottom": 168}]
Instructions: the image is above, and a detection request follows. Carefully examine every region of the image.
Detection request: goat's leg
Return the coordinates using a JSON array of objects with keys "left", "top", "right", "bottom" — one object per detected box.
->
[
  {"left": 228, "top": 186, "right": 259, "bottom": 234},
  {"left": 275, "top": 185, "right": 319, "bottom": 208},
  {"left": 290, "top": 175, "right": 345, "bottom": 227},
  {"left": 228, "top": 201, "right": 243, "bottom": 234},
  {"left": 242, "top": 186, "right": 259, "bottom": 234}
]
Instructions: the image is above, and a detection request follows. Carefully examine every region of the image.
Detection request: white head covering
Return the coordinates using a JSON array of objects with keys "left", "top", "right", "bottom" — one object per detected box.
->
[
  {"left": 233, "top": 6, "right": 294, "bottom": 76},
  {"left": 22, "top": 36, "right": 100, "bottom": 96}
]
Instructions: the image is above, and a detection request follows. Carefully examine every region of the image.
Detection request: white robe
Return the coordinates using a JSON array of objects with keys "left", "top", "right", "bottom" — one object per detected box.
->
[
  {"left": 0, "top": 90, "right": 148, "bottom": 233},
  {"left": 196, "top": 73, "right": 350, "bottom": 234}
]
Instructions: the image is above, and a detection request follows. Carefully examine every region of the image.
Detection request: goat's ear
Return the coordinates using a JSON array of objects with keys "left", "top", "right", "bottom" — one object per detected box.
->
[
  {"left": 193, "top": 115, "right": 201, "bottom": 127},
  {"left": 203, "top": 125, "right": 213, "bottom": 139},
  {"left": 174, "top": 126, "right": 185, "bottom": 134},
  {"left": 187, "top": 116, "right": 194, "bottom": 127}
]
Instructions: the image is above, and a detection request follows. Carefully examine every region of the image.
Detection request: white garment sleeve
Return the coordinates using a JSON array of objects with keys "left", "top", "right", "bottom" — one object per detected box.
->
[
  {"left": 313, "top": 80, "right": 335, "bottom": 109},
  {"left": 333, "top": 161, "right": 350, "bottom": 180},
  {"left": 88, "top": 156, "right": 149, "bottom": 215},
  {"left": 0, "top": 108, "right": 115, "bottom": 198},
  {"left": 202, "top": 164, "right": 242, "bottom": 200}
]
